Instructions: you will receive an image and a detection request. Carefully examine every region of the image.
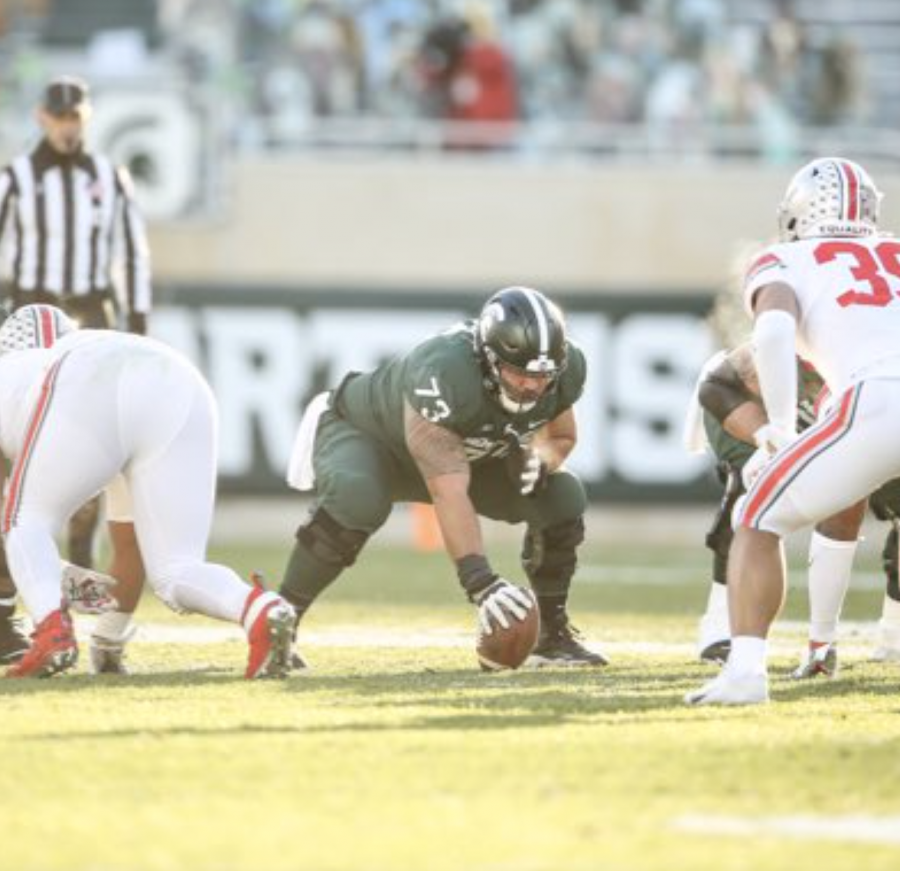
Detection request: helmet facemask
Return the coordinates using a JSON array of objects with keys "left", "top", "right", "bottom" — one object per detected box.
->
[
  {"left": 477, "top": 287, "right": 567, "bottom": 415},
  {"left": 484, "top": 350, "right": 559, "bottom": 414}
]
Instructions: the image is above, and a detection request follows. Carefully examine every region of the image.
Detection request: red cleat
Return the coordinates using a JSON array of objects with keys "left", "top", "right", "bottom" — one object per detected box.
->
[
  {"left": 6, "top": 609, "right": 78, "bottom": 678},
  {"left": 242, "top": 573, "right": 296, "bottom": 680}
]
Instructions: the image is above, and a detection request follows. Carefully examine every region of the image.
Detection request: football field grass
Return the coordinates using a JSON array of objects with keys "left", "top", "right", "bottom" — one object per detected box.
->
[{"left": 2, "top": 538, "right": 900, "bottom": 871}]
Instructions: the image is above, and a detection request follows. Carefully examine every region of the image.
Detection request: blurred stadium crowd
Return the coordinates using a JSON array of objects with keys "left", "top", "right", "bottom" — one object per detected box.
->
[{"left": 0, "top": 0, "right": 897, "bottom": 155}]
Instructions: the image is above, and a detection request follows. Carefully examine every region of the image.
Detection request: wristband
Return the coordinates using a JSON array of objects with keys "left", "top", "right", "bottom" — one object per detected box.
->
[{"left": 456, "top": 554, "right": 497, "bottom": 600}]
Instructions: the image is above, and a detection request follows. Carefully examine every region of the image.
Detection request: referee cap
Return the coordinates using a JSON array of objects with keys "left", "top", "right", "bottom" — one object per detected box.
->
[{"left": 42, "top": 76, "right": 91, "bottom": 116}]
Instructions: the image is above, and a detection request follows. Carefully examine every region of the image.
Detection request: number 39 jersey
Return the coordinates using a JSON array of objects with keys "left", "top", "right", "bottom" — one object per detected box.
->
[
  {"left": 335, "top": 320, "right": 586, "bottom": 466},
  {"left": 744, "top": 236, "right": 900, "bottom": 394}
]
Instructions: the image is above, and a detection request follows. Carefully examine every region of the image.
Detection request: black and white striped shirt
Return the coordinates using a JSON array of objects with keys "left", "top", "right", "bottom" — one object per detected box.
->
[{"left": 0, "top": 140, "right": 151, "bottom": 315}]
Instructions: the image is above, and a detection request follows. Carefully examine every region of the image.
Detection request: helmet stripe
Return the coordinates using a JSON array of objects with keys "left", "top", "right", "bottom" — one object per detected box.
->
[
  {"left": 839, "top": 160, "right": 860, "bottom": 221},
  {"left": 520, "top": 287, "right": 549, "bottom": 356},
  {"left": 38, "top": 306, "right": 57, "bottom": 347}
]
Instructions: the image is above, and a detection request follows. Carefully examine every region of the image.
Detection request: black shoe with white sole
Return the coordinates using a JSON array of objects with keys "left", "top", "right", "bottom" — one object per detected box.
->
[
  {"left": 527, "top": 622, "right": 609, "bottom": 668},
  {"left": 699, "top": 638, "right": 731, "bottom": 666}
]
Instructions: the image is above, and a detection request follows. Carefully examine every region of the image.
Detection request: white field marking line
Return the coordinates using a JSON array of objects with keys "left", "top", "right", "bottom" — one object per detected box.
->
[
  {"left": 579, "top": 564, "right": 887, "bottom": 589},
  {"left": 72, "top": 616, "right": 888, "bottom": 655},
  {"left": 674, "top": 814, "right": 900, "bottom": 847}
]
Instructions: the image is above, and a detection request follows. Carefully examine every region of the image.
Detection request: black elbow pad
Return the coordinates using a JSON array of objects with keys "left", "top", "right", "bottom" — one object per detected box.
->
[{"left": 698, "top": 359, "right": 756, "bottom": 423}]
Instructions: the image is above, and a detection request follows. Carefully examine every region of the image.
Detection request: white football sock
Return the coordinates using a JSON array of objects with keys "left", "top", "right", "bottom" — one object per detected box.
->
[
  {"left": 728, "top": 636, "right": 768, "bottom": 676},
  {"left": 880, "top": 595, "right": 900, "bottom": 630},
  {"left": 704, "top": 581, "right": 729, "bottom": 621},
  {"left": 698, "top": 581, "right": 731, "bottom": 651},
  {"left": 807, "top": 531, "right": 858, "bottom": 644},
  {"left": 92, "top": 610, "right": 134, "bottom": 643}
]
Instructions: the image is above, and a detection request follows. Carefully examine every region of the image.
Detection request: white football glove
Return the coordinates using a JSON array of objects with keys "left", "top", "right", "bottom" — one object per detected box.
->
[
  {"left": 61, "top": 562, "right": 119, "bottom": 614},
  {"left": 752, "top": 423, "right": 796, "bottom": 454},
  {"left": 474, "top": 579, "right": 535, "bottom": 636},
  {"left": 742, "top": 423, "right": 798, "bottom": 489}
]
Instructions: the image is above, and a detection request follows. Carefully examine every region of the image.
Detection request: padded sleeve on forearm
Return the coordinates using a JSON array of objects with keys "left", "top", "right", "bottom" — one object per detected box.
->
[{"left": 752, "top": 310, "right": 797, "bottom": 434}]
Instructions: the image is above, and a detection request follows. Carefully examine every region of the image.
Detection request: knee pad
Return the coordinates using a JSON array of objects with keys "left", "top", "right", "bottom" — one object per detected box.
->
[
  {"left": 882, "top": 524, "right": 900, "bottom": 601},
  {"left": 522, "top": 516, "right": 585, "bottom": 585},
  {"left": 296, "top": 508, "right": 370, "bottom": 568}
]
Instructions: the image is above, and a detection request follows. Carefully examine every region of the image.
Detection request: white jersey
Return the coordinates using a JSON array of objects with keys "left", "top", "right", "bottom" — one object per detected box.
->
[
  {"left": 0, "top": 328, "right": 260, "bottom": 632},
  {"left": 743, "top": 236, "right": 900, "bottom": 394}
]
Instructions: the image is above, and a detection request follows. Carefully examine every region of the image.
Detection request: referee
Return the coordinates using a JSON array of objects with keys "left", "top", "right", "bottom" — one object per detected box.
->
[{"left": 0, "top": 76, "right": 151, "bottom": 664}]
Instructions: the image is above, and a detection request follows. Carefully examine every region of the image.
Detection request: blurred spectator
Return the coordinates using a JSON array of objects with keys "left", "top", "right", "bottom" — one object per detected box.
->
[
  {"left": 418, "top": 10, "right": 519, "bottom": 149},
  {"left": 583, "top": 54, "right": 643, "bottom": 124},
  {"left": 756, "top": 0, "right": 806, "bottom": 116},
  {"left": 645, "top": 37, "right": 705, "bottom": 148},
  {"left": 507, "top": 0, "right": 599, "bottom": 121},
  {"left": 354, "top": 0, "right": 434, "bottom": 114},
  {"left": 0, "top": 0, "right": 881, "bottom": 153},
  {"left": 809, "top": 36, "right": 866, "bottom": 126},
  {"left": 292, "top": 1, "right": 364, "bottom": 117}
]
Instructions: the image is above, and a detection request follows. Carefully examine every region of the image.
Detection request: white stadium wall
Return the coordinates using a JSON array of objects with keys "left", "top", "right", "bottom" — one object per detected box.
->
[{"left": 148, "top": 156, "right": 900, "bottom": 292}]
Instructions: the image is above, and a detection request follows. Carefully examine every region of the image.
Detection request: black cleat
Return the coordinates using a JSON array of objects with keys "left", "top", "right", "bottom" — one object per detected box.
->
[
  {"left": 699, "top": 638, "right": 731, "bottom": 666},
  {"left": 0, "top": 610, "right": 29, "bottom": 664},
  {"left": 526, "top": 622, "right": 609, "bottom": 668}
]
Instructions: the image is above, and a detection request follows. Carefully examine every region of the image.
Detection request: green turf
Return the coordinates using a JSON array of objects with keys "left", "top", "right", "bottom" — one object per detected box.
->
[{"left": 1, "top": 541, "right": 899, "bottom": 871}]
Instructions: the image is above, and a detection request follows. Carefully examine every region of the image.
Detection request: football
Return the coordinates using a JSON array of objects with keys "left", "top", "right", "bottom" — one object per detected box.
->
[{"left": 476, "top": 591, "right": 540, "bottom": 671}]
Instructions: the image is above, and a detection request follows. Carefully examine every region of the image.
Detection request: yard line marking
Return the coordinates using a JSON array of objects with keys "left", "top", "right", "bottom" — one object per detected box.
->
[
  {"left": 71, "top": 617, "right": 888, "bottom": 655},
  {"left": 674, "top": 814, "right": 900, "bottom": 846}
]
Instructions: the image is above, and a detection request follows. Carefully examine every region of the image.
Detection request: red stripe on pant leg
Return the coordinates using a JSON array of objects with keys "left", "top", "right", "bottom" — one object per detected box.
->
[
  {"left": 741, "top": 386, "right": 857, "bottom": 528},
  {"left": 2, "top": 358, "right": 65, "bottom": 533}
]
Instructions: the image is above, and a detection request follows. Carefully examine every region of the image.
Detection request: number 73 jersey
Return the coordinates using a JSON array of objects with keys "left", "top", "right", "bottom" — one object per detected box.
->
[
  {"left": 335, "top": 321, "right": 586, "bottom": 466},
  {"left": 743, "top": 236, "right": 900, "bottom": 395}
]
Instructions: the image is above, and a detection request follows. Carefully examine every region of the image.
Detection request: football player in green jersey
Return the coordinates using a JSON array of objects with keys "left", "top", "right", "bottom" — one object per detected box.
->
[
  {"left": 693, "top": 342, "right": 900, "bottom": 674},
  {"left": 279, "top": 286, "right": 606, "bottom": 668}
]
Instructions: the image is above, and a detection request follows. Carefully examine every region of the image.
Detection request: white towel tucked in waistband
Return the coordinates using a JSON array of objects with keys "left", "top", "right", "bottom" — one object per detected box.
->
[{"left": 286, "top": 391, "right": 331, "bottom": 491}]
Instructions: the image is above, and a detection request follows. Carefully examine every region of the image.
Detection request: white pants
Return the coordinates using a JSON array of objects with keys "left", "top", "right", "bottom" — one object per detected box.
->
[
  {"left": 3, "top": 336, "right": 250, "bottom": 625},
  {"left": 737, "top": 378, "right": 900, "bottom": 536}
]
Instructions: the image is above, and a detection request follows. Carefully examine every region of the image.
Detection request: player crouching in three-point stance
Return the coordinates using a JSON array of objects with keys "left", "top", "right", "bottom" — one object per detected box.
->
[
  {"left": 0, "top": 311, "right": 296, "bottom": 678},
  {"left": 687, "top": 157, "right": 900, "bottom": 705},
  {"left": 280, "top": 286, "right": 606, "bottom": 667}
]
